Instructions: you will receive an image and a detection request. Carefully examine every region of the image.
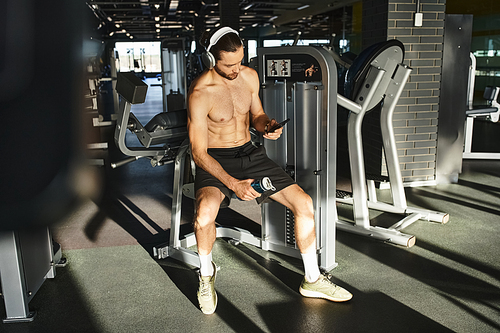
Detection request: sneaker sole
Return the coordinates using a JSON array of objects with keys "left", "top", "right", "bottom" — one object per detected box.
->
[{"left": 299, "top": 286, "right": 352, "bottom": 302}]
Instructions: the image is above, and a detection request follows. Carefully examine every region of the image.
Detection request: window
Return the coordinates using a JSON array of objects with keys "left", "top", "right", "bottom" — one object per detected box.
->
[{"left": 115, "top": 41, "right": 161, "bottom": 73}]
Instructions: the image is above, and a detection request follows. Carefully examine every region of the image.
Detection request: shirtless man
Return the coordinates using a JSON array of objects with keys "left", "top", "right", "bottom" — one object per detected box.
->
[{"left": 188, "top": 27, "right": 352, "bottom": 315}]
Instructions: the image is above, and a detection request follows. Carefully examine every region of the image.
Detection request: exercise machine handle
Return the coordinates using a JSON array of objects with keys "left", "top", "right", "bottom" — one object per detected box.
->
[{"left": 111, "top": 156, "right": 142, "bottom": 169}]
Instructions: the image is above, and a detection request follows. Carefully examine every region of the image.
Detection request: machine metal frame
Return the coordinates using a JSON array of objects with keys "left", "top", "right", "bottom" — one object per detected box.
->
[
  {"left": 334, "top": 41, "right": 448, "bottom": 247},
  {"left": 257, "top": 46, "right": 339, "bottom": 270},
  {"left": 463, "top": 53, "right": 500, "bottom": 160},
  {"left": 161, "top": 38, "right": 187, "bottom": 113},
  {"left": 0, "top": 228, "right": 63, "bottom": 323},
  {"left": 113, "top": 72, "right": 188, "bottom": 168}
]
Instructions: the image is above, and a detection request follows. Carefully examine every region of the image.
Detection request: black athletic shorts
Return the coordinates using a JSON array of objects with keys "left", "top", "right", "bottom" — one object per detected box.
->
[{"left": 194, "top": 141, "right": 296, "bottom": 208}]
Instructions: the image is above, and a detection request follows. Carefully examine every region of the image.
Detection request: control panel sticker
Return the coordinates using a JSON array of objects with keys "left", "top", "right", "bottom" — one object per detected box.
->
[
  {"left": 267, "top": 59, "right": 291, "bottom": 77},
  {"left": 264, "top": 54, "right": 322, "bottom": 82},
  {"left": 305, "top": 64, "right": 319, "bottom": 77}
]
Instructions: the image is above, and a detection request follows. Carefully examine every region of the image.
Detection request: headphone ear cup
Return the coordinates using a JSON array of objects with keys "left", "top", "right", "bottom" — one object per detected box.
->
[{"left": 202, "top": 51, "right": 216, "bottom": 69}]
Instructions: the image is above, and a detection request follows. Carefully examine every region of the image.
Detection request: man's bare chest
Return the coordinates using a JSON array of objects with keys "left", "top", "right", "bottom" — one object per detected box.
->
[{"left": 209, "top": 86, "right": 252, "bottom": 122}]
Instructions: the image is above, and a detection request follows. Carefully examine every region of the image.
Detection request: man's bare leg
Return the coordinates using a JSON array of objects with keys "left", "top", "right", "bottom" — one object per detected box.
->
[
  {"left": 194, "top": 187, "right": 224, "bottom": 314},
  {"left": 269, "top": 185, "right": 320, "bottom": 280},
  {"left": 268, "top": 185, "right": 316, "bottom": 253},
  {"left": 270, "top": 184, "right": 352, "bottom": 302},
  {"left": 194, "top": 187, "right": 224, "bottom": 270}
]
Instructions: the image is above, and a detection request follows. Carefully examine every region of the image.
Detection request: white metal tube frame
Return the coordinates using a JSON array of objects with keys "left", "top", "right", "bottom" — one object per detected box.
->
[{"left": 336, "top": 62, "right": 448, "bottom": 247}]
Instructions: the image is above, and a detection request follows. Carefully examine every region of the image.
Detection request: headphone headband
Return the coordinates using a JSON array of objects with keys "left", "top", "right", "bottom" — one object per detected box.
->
[{"left": 206, "top": 27, "right": 239, "bottom": 52}]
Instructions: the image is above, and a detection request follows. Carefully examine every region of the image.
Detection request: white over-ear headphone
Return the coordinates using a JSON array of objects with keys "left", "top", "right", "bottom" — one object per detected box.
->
[{"left": 202, "top": 27, "right": 239, "bottom": 69}]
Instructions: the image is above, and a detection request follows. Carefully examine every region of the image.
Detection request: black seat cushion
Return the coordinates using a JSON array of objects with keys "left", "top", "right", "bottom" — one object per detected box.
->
[{"left": 144, "top": 109, "right": 188, "bottom": 132}]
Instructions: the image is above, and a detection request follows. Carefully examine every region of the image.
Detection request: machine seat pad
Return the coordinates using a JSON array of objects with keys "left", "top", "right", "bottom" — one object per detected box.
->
[
  {"left": 365, "top": 173, "right": 389, "bottom": 183},
  {"left": 145, "top": 109, "right": 187, "bottom": 132},
  {"left": 336, "top": 190, "right": 353, "bottom": 200},
  {"left": 466, "top": 107, "right": 498, "bottom": 116},
  {"left": 483, "top": 86, "right": 498, "bottom": 101}
]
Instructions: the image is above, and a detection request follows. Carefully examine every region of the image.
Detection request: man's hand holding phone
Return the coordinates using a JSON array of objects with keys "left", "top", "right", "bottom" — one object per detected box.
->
[{"left": 264, "top": 118, "right": 290, "bottom": 140}]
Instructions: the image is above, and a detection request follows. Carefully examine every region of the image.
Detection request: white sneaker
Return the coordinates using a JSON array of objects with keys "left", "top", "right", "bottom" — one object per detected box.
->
[
  {"left": 299, "top": 273, "right": 352, "bottom": 302},
  {"left": 197, "top": 262, "right": 217, "bottom": 314}
]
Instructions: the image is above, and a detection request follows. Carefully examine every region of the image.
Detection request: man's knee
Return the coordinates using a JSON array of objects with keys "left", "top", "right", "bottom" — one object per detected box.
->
[
  {"left": 290, "top": 189, "right": 314, "bottom": 219},
  {"left": 299, "top": 193, "right": 314, "bottom": 217},
  {"left": 194, "top": 188, "right": 224, "bottom": 227}
]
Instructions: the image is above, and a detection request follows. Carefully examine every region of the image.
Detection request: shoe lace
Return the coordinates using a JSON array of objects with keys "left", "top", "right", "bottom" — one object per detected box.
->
[
  {"left": 321, "top": 273, "right": 340, "bottom": 289},
  {"left": 200, "top": 281, "right": 212, "bottom": 298}
]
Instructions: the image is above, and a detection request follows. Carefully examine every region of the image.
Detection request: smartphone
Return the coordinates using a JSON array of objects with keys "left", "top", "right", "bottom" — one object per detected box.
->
[{"left": 268, "top": 118, "right": 290, "bottom": 133}]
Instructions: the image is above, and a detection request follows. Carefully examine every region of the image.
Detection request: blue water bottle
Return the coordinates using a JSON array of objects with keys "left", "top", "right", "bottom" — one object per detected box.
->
[{"left": 251, "top": 177, "right": 276, "bottom": 193}]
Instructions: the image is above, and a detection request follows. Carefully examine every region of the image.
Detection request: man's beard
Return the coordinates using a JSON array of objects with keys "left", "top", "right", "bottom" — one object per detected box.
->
[{"left": 214, "top": 66, "right": 238, "bottom": 80}]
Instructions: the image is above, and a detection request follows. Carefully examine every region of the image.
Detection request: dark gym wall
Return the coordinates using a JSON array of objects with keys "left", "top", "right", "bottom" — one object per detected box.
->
[{"left": 360, "top": 0, "right": 446, "bottom": 184}]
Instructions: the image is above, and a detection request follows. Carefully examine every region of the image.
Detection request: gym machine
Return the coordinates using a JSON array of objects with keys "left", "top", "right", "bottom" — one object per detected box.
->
[
  {"left": 463, "top": 52, "right": 500, "bottom": 160},
  {"left": 161, "top": 39, "right": 187, "bottom": 113},
  {"left": 257, "top": 47, "right": 339, "bottom": 270},
  {"left": 0, "top": 228, "right": 65, "bottom": 323},
  {"left": 332, "top": 40, "right": 448, "bottom": 246},
  {"left": 113, "top": 71, "right": 188, "bottom": 169}
]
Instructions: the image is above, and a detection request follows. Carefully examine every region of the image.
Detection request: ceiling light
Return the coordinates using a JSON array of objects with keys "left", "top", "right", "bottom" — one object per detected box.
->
[
  {"left": 215, "top": 23, "right": 220, "bottom": 27},
  {"left": 126, "top": 33, "right": 130, "bottom": 36},
  {"left": 169, "top": 0, "right": 179, "bottom": 11},
  {"left": 269, "top": 16, "right": 278, "bottom": 21},
  {"left": 155, "top": 23, "right": 160, "bottom": 27},
  {"left": 252, "top": 23, "right": 258, "bottom": 27},
  {"left": 107, "top": 17, "right": 112, "bottom": 22},
  {"left": 109, "top": 32, "right": 114, "bottom": 36},
  {"left": 156, "top": 29, "right": 160, "bottom": 32},
  {"left": 122, "top": 29, "right": 126, "bottom": 32},
  {"left": 155, "top": 17, "right": 160, "bottom": 21},
  {"left": 297, "top": 5, "right": 310, "bottom": 10},
  {"left": 130, "top": 36, "right": 134, "bottom": 39},
  {"left": 154, "top": 4, "right": 160, "bottom": 9},
  {"left": 115, "top": 24, "right": 120, "bottom": 28},
  {"left": 243, "top": 4, "right": 253, "bottom": 10}
]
